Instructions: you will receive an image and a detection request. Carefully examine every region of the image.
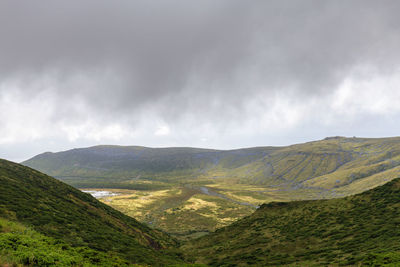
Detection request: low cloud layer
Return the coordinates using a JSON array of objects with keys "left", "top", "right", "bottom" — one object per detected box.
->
[{"left": 1, "top": 0, "right": 400, "bottom": 161}]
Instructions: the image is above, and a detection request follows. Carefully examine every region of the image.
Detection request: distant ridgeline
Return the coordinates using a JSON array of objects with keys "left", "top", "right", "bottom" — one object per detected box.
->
[
  {"left": 0, "top": 159, "right": 183, "bottom": 266},
  {"left": 23, "top": 137, "right": 400, "bottom": 197}
]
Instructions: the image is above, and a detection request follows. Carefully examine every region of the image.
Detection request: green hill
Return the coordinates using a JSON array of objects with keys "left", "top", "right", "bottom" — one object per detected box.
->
[
  {"left": 22, "top": 145, "right": 274, "bottom": 189},
  {"left": 182, "top": 177, "right": 400, "bottom": 266},
  {"left": 22, "top": 137, "right": 400, "bottom": 238},
  {"left": 23, "top": 137, "right": 400, "bottom": 196},
  {"left": 0, "top": 159, "right": 183, "bottom": 266}
]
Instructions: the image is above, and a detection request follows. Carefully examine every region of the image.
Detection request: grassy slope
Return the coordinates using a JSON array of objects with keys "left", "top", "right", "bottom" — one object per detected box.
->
[
  {"left": 0, "top": 159, "right": 183, "bottom": 266},
  {"left": 182, "top": 178, "right": 400, "bottom": 266}
]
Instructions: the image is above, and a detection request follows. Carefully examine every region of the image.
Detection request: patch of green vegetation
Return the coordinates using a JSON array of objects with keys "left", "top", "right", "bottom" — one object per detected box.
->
[
  {"left": 362, "top": 251, "right": 400, "bottom": 266},
  {"left": 0, "top": 159, "right": 184, "bottom": 266},
  {"left": 0, "top": 217, "right": 129, "bottom": 266},
  {"left": 182, "top": 177, "right": 400, "bottom": 266}
]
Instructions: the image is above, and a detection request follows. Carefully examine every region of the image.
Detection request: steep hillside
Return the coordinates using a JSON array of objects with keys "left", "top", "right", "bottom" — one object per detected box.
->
[
  {"left": 0, "top": 159, "right": 182, "bottom": 266},
  {"left": 182, "top": 177, "right": 400, "bottom": 266}
]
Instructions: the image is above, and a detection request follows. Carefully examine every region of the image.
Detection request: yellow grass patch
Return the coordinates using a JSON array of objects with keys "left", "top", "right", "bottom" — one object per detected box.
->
[
  {"left": 103, "top": 189, "right": 172, "bottom": 211},
  {"left": 223, "top": 192, "right": 262, "bottom": 205},
  {"left": 181, "top": 195, "right": 218, "bottom": 211},
  {"left": 206, "top": 183, "right": 268, "bottom": 191}
]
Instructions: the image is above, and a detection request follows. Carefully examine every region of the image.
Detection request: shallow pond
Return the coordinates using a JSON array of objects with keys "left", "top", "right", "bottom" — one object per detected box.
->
[{"left": 82, "top": 190, "right": 119, "bottom": 199}]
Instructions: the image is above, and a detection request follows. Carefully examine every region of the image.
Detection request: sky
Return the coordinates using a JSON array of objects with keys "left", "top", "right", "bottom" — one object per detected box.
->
[{"left": 1, "top": 0, "right": 400, "bottom": 162}]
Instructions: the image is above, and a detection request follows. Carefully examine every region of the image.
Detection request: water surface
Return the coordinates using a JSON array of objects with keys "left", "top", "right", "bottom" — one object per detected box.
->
[{"left": 82, "top": 190, "right": 119, "bottom": 199}]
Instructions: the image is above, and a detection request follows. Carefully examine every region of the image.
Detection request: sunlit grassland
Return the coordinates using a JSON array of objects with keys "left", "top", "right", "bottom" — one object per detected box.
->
[
  {"left": 90, "top": 179, "right": 330, "bottom": 239},
  {"left": 94, "top": 185, "right": 255, "bottom": 240},
  {"left": 205, "top": 182, "right": 325, "bottom": 202}
]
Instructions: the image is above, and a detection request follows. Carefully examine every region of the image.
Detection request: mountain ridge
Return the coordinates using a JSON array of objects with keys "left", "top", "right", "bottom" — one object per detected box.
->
[{"left": 23, "top": 136, "right": 400, "bottom": 195}]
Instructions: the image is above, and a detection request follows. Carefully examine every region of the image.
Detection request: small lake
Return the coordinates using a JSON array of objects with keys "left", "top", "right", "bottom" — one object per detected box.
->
[{"left": 82, "top": 190, "right": 119, "bottom": 199}]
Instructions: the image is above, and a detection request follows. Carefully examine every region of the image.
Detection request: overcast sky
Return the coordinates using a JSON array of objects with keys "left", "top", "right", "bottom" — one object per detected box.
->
[{"left": 1, "top": 0, "right": 400, "bottom": 162}]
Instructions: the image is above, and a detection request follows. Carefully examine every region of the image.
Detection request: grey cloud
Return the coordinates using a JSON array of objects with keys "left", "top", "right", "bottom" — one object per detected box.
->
[{"left": 1, "top": 0, "right": 400, "bottom": 130}]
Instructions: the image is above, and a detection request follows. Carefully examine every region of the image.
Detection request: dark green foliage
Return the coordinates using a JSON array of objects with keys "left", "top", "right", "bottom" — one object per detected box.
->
[
  {"left": 183, "top": 178, "right": 400, "bottom": 266},
  {"left": 362, "top": 251, "right": 400, "bottom": 266},
  {"left": 0, "top": 218, "right": 128, "bottom": 266},
  {"left": 0, "top": 159, "right": 183, "bottom": 265}
]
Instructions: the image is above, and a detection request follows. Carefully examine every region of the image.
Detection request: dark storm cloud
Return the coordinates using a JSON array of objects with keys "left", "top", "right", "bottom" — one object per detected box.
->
[{"left": 1, "top": 0, "right": 400, "bottom": 123}]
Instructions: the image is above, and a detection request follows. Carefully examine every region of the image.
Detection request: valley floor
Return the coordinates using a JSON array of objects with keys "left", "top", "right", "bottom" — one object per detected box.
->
[{"left": 82, "top": 181, "right": 332, "bottom": 240}]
